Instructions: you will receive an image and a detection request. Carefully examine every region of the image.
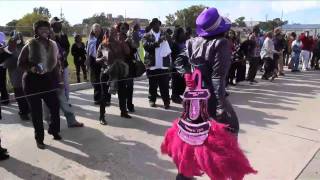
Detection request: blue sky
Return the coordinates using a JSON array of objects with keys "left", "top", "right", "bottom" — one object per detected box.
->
[{"left": 0, "top": 0, "right": 320, "bottom": 26}]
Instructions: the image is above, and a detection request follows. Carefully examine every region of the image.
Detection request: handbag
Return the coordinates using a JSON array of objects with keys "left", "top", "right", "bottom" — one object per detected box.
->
[{"left": 133, "top": 52, "right": 146, "bottom": 77}]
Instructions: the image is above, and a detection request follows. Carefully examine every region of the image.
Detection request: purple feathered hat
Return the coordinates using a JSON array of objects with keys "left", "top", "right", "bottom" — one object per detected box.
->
[{"left": 196, "top": 7, "right": 231, "bottom": 37}]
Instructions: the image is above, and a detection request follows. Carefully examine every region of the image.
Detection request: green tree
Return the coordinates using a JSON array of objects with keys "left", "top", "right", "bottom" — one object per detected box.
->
[
  {"left": 6, "top": 19, "right": 18, "bottom": 32},
  {"left": 61, "top": 18, "right": 72, "bottom": 35},
  {"left": 232, "top": 16, "right": 246, "bottom": 27},
  {"left": 258, "top": 18, "right": 288, "bottom": 32},
  {"left": 16, "top": 12, "right": 49, "bottom": 36},
  {"left": 165, "top": 14, "right": 176, "bottom": 26},
  {"left": 6, "top": 19, "right": 18, "bottom": 27},
  {"left": 33, "top": 7, "right": 51, "bottom": 18},
  {"left": 82, "top": 13, "right": 111, "bottom": 28},
  {"left": 117, "top": 15, "right": 125, "bottom": 22},
  {"left": 165, "top": 5, "right": 206, "bottom": 30}
]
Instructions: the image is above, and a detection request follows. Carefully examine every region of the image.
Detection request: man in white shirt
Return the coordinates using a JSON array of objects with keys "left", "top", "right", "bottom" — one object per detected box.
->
[
  {"left": 260, "top": 31, "right": 279, "bottom": 81},
  {"left": 143, "top": 18, "right": 172, "bottom": 109}
]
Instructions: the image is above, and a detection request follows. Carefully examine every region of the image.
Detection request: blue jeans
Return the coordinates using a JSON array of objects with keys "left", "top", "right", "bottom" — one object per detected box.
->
[
  {"left": 43, "top": 88, "right": 77, "bottom": 127},
  {"left": 292, "top": 55, "right": 300, "bottom": 70},
  {"left": 63, "top": 68, "right": 70, "bottom": 101}
]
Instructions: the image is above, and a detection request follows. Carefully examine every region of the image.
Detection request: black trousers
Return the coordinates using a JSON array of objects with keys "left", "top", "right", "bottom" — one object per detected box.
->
[
  {"left": 171, "top": 69, "right": 186, "bottom": 98},
  {"left": 228, "top": 61, "right": 246, "bottom": 83},
  {"left": 13, "top": 87, "right": 29, "bottom": 115},
  {"left": 23, "top": 73, "right": 60, "bottom": 143},
  {"left": 311, "top": 54, "right": 320, "bottom": 69},
  {"left": 227, "top": 62, "right": 236, "bottom": 84},
  {"left": 90, "top": 62, "right": 102, "bottom": 103},
  {"left": 262, "top": 57, "right": 276, "bottom": 79},
  {"left": 0, "top": 67, "right": 9, "bottom": 104},
  {"left": 118, "top": 79, "right": 134, "bottom": 113},
  {"left": 284, "top": 51, "right": 290, "bottom": 66},
  {"left": 99, "top": 72, "right": 112, "bottom": 118},
  {"left": 74, "top": 59, "right": 87, "bottom": 82},
  {"left": 147, "top": 69, "right": 170, "bottom": 104},
  {"left": 236, "top": 61, "right": 246, "bottom": 82},
  {"left": 247, "top": 57, "right": 260, "bottom": 82}
]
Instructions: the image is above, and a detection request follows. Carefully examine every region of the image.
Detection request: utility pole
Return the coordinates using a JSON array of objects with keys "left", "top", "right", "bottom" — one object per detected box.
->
[
  {"left": 281, "top": 9, "right": 284, "bottom": 28},
  {"left": 60, "top": 7, "right": 64, "bottom": 19},
  {"left": 265, "top": 14, "right": 268, "bottom": 22},
  {"left": 124, "top": 9, "right": 126, "bottom": 22}
]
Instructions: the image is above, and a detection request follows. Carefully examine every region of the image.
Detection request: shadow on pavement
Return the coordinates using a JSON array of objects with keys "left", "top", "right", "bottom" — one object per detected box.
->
[
  {"left": 47, "top": 126, "right": 176, "bottom": 179},
  {"left": 0, "top": 157, "right": 64, "bottom": 180}
]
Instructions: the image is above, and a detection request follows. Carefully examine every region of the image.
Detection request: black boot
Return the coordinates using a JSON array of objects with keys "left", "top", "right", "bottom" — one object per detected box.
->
[
  {"left": 0, "top": 152, "right": 9, "bottom": 161},
  {"left": 48, "top": 129, "right": 62, "bottom": 140},
  {"left": 171, "top": 95, "right": 183, "bottom": 104},
  {"left": 0, "top": 146, "right": 7, "bottom": 154},
  {"left": 36, "top": 141, "right": 46, "bottom": 149},
  {"left": 19, "top": 112, "right": 30, "bottom": 121},
  {"left": 121, "top": 112, "right": 132, "bottom": 119},
  {"left": 99, "top": 116, "right": 108, "bottom": 125},
  {"left": 164, "top": 102, "right": 170, "bottom": 109},
  {"left": 127, "top": 104, "right": 135, "bottom": 113},
  {"left": 176, "top": 173, "right": 193, "bottom": 180}
]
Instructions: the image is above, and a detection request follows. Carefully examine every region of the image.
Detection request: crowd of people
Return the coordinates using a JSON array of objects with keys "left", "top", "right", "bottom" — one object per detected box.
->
[{"left": 0, "top": 6, "right": 320, "bottom": 179}]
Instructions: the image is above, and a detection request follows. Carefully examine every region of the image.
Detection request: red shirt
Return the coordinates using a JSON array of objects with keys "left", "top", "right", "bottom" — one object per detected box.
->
[{"left": 299, "top": 34, "right": 314, "bottom": 51}]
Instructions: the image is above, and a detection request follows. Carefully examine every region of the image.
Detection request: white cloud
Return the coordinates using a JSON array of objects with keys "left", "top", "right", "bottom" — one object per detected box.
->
[
  {"left": 271, "top": 1, "right": 320, "bottom": 13},
  {"left": 219, "top": 1, "right": 269, "bottom": 22}
]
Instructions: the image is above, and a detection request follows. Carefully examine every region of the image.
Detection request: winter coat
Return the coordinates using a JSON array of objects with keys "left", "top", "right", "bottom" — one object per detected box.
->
[
  {"left": 18, "top": 38, "right": 58, "bottom": 73},
  {"left": 175, "top": 36, "right": 239, "bottom": 133},
  {"left": 96, "top": 41, "right": 130, "bottom": 80},
  {"left": 3, "top": 43, "right": 24, "bottom": 88},
  {"left": 71, "top": 42, "right": 86, "bottom": 65}
]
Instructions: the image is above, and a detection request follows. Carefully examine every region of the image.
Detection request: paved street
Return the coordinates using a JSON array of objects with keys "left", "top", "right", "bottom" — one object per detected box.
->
[{"left": 0, "top": 69, "right": 320, "bottom": 180}]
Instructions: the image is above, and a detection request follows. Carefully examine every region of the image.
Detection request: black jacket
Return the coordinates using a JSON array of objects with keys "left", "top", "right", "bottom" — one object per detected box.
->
[
  {"left": 54, "top": 33, "right": 70, "bottom": 68},
  {"left": 71, "top": 42, "right": 86, "bottom": 63},
  {"left": 175, "top": 36, "right": 239, "bottom": 133}
]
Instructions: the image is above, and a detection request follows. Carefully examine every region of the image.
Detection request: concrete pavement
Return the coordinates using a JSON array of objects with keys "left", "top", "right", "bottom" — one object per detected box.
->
[{"left": 0, "top": 69, "right": 320, "bottom": 180}]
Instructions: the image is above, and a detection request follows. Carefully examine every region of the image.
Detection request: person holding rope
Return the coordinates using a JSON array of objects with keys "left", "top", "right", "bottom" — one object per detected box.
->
[
  {"left": 50, "top": 17, "right": 71, "bottom": 100},
  {"left": 86, "top": 23, "right": 106, "bottom": 105},
  {"left": 42, "top": 29, "right": 84, "bottom": 128},
  {"left": 0, "top": 32, "right": 11, "bottom": 160},
  {"left": 0, "top": 32, "right": 9, "bottom": 105},
  {"left": 96, "top": 26, "right": 131, "bottom": 125},
  {"left": 120, "top": 22, "right": 140, "bottom": 113},
  {"left": 143, "top": 18, "right": 172, "bottom": 109},
  {"left": 18, "top": 20, "right": 62, "bottom": 149},
  {"left": 3, "top": 31, "right": 30, "bottom": 121}
]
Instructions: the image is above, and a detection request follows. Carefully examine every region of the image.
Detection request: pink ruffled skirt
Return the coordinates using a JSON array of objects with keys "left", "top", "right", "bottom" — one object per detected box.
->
[{"left": 161, "top": 119, "right": 257, "bottom": 180}]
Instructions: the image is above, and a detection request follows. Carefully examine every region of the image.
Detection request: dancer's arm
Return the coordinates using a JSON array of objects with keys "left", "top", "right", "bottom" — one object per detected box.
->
[{"left": 211, "top": 38, "right": 230, "bottom": 115}]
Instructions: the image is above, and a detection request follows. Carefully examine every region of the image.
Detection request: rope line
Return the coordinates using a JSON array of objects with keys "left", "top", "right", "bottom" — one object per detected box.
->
[{"left": 0, "top": 71, "right": 180, "bottom": 103}]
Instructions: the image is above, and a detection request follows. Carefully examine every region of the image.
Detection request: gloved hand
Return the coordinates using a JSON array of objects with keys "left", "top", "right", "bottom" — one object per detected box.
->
[
  {"left": 215, "top": 108, "right": 225, "bottom": 121},
  {"left": 184, "top": 73, "right": 195, "bottom": 89}
]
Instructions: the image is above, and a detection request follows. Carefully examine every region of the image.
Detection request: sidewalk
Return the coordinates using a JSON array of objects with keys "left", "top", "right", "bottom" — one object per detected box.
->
[{"left": 297, "top": 148, "right": 320, "bottom": 180}]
